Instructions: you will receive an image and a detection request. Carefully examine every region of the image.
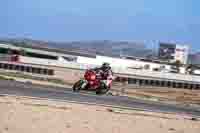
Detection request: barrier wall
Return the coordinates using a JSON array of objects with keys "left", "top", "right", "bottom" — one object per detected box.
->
[
  {"left": 77, "top": 55, "right": 172, "bottom": 71},
  {"left": 18, "top": 56, "right": 200, "bottom": 83}
]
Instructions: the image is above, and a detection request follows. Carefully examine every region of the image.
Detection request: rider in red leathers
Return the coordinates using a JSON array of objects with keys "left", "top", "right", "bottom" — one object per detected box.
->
[
  {"left": 93, "top": 63, "right": 114, "bottom": 89},
  {"left": 74, "top": 62, "right": 114, "bottom": 94}
]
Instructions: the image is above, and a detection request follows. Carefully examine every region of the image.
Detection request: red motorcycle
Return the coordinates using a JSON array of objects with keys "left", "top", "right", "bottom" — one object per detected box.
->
[{"left": 73, "top": 69, "right": 111, "bottom": 94}]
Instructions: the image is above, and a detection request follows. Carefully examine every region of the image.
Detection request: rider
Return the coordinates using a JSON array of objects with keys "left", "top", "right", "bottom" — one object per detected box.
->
[{"left": 93, "top": 62, "right": 114, "bottom": 88}]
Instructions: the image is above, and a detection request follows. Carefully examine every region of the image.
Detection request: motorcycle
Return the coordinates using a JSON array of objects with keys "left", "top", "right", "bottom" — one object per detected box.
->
[{"left": 73, "top": 69, "right": 111, "bottom": 94}]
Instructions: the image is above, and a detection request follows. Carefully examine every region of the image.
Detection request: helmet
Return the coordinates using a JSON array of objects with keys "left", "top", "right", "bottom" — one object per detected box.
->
[{"left": 101, "top": 62, "right": 111, "bottom": 71}]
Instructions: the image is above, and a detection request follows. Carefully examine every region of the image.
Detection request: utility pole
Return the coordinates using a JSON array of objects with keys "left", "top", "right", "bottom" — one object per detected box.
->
[{"left": 120, "top": 50, "right": 123, "bottom": 58}]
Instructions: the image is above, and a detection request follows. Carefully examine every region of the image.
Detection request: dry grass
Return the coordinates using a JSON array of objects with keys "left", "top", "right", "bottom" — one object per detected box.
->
[{"left": 128, "top": 88, "right": 200, "bottom": 104}]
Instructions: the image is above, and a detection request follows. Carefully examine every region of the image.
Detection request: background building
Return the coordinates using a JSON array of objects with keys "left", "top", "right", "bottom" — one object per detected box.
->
[{"left": 158, "top": 43, "right": 189, "bottom": 64}]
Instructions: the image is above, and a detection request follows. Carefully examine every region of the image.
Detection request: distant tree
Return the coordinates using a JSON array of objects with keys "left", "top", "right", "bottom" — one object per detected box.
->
[
  {"left": 172, "top": 60, "right": 182, "bottom": 73},
  {"left": 20, "top": 49, "right": 26, "bottom": 56},
  {"left": 174, "top": 60, "right": 182, "bottom": 67},
  {"left": 186, "top": 64, "right": 193, "bottom": 74}
]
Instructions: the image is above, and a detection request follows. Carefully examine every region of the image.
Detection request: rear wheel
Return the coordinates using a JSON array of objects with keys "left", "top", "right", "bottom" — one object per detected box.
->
[
  {"left": 73, "top": 80, "right": 84, "bottom": 92},
  {"left": 96, "top": 82, "right": 109, "bottom": 95}
]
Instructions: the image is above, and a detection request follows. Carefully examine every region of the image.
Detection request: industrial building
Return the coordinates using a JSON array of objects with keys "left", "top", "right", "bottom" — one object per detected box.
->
[{"left": 158, "top": 42, "right": 189, "bottom": 64}]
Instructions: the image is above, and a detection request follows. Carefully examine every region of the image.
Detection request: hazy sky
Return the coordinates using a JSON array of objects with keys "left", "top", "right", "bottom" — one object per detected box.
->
[{"left": 1, "top": 0, "right": 200, "bottom": 51}]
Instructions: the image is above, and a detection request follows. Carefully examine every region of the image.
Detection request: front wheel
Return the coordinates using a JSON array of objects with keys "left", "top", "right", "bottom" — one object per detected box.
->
[{"left": 73, "top": 80, "right": 84, "bottom": 92}]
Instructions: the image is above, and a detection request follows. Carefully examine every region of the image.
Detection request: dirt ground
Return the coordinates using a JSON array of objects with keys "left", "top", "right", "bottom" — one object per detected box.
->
[
  {"left": 125, "top": 88, "right": 200, "bottom": 105},
  {"left": 0, "top": 96, "right": 199, "bottom": 133}
]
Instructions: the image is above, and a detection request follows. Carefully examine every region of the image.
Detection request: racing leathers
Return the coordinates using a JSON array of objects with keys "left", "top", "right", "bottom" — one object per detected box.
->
[{"left": 93, "top": 67, "right": 114, "bottom": 88}]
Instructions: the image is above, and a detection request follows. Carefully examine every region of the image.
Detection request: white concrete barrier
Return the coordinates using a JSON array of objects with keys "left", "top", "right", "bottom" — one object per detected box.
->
[{"left": 18, "top": 56, "right": 200, "bottom": 83}]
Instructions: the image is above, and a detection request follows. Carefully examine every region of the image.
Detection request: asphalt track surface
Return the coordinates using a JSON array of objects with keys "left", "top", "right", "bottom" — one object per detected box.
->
[{"left": 0, "top": 80, "right": 200, "bottom": 117}]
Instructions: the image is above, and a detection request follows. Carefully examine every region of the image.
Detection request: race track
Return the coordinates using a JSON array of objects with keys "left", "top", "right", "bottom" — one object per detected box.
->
[{"left": 0, "top": 80, "right": 200, "bottom": 117}]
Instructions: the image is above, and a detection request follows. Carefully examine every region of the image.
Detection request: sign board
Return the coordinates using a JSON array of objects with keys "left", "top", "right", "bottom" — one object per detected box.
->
[
  {"left": 158, "top": 43, "right": 176, "bottom": 60},
  {"left": 159, "top": 43, "right": 189, "bottom": 64}
]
